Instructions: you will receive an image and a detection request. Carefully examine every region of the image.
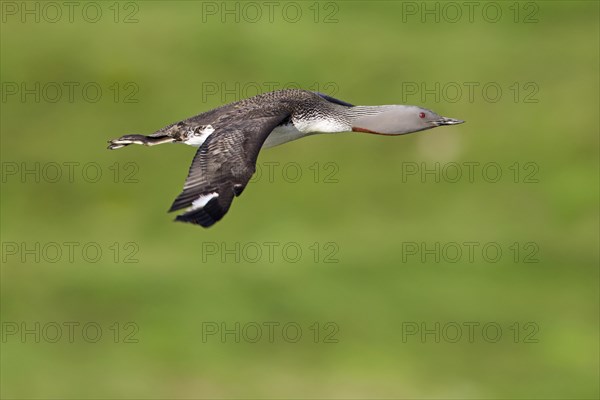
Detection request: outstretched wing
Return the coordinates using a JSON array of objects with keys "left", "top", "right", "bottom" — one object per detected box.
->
[{"left": 169, "top": 112, "right": 290, "bottom": 227}]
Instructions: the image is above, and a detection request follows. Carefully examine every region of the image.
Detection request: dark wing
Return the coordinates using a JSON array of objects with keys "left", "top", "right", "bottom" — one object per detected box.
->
[
  {"left": 169, "top": 112, "right": 290, "bottom": 227},
  {"left": 314, "top": 92, "right": 354, "bottom": 107}
]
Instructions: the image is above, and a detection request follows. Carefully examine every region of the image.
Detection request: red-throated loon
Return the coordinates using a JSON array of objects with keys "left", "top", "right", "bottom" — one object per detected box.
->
[{"left": 108, "top": 89, "right": 464, "bottom": 227}]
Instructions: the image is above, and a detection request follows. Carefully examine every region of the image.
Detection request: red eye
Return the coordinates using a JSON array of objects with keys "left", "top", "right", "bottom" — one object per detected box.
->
[{"left": 419, "top": 112, "right": 426, "bottom": 119}]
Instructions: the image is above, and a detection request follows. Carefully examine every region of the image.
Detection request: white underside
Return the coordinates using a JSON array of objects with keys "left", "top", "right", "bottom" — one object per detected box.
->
[
  {"left": 182, "top": 120, "right": 348, "bottom": 149},
  {"left": 264, "top": 119, "right": 349, "bottom": 148},
  {"left": 262, "top": 124, "right": 311, "bottom": 148}
]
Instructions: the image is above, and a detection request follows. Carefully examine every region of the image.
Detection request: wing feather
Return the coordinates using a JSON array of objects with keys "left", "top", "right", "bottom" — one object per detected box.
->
[{"left": 169, "top": 110, "right": 290, "bottom": 227}]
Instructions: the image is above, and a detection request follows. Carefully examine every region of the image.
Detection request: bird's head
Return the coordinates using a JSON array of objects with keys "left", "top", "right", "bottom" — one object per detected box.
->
[{"left": 350, "top": 105, "right": 464, "bottom": 135}]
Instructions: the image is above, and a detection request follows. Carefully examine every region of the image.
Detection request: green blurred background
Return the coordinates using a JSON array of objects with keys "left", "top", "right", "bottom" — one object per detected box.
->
[{"left": 1, "top": 1, "right": 598, "bottom": 398}]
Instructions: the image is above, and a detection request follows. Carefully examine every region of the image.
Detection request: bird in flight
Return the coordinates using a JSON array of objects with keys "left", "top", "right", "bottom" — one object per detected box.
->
[{"left": 108, "top": 89, "right": 464, "bottom": 227}]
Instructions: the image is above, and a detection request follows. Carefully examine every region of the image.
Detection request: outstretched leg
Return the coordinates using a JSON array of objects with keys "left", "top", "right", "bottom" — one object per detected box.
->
[{"left": 107, "top": 134, "right": 175, "bottom": 150}]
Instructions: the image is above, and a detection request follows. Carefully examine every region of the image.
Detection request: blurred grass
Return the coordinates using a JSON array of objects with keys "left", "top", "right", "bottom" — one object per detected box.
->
[{"left": 1, "top": 1, "right": 599, "bottom": 399}]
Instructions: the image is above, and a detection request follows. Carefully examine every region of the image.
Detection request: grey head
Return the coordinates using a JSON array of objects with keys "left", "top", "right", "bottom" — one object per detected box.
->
[{"left": 348, "top": 105, "right": 464, "bottom": 135}]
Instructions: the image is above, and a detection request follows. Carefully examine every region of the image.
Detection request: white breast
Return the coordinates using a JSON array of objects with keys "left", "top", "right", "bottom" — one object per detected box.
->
[
  {"left": 293, "top": 118, "right": 349, "bottom": 134},
  {"left": 263, "top": 118, "right": 349, "bottom": 149}
]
